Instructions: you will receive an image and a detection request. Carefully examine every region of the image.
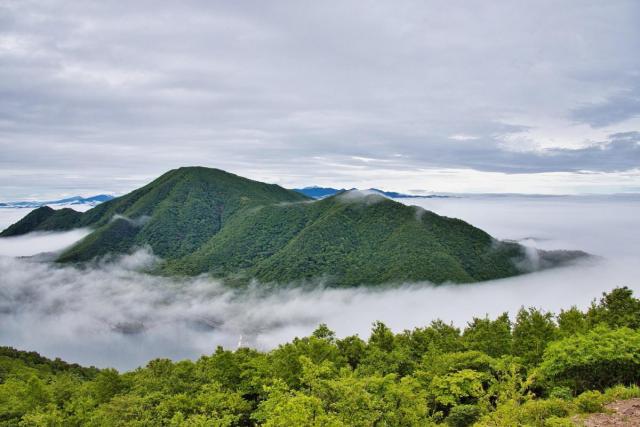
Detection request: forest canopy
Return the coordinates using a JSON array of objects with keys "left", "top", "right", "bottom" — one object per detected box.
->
[{"left": 1, "top": 287, "right": 640, "bottom": 426}]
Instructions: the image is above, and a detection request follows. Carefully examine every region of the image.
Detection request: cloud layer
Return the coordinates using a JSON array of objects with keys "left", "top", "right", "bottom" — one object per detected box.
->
[
  {"left": 0, "top": 195, "right": 638, "bottom": 370},
  {"left": 1, "top": 1, "right": 639, "bottom": 197}
]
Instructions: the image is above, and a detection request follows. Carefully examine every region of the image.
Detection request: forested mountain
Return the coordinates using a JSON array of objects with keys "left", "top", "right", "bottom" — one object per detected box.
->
[
  {"left": 0, "top": 167, "right": 584, "bottom": 286},
  {"left": 2, "top": 287, "right": 640, "bottom": 426}
]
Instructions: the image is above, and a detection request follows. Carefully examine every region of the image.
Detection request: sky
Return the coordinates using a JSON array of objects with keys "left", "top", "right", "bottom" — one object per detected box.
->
[{"left": 1, "top": 0, "right": 639, "bottom": 199}]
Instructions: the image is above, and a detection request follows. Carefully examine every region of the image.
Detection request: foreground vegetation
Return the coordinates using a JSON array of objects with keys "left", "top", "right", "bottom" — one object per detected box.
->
[{"left": 2, "top": 286, "right": 640, "bottom": 426}]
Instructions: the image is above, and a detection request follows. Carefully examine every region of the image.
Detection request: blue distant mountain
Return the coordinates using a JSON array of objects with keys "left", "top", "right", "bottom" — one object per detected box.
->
[
  {"left": 0, "top": 194, "right": 115, "bottom": 208},
  {"left": 292, "top": 187, "right": 349, "bottom": 199},
  {"left": 292, "top": 186, "right": 447, "bottom": 199}
]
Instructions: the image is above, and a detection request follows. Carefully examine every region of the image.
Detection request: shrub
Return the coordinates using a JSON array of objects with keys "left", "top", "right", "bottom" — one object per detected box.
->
[
  {"left": 574, "top": 390, "right": 605, "bottom": 413},
  {"left": 549, "top": 386, "right": 572, "bottom": 400},
  {"left": 520, "top": 398, "right": 573, "bottom": 426},
  {"left": 544, "top": 416, "right": 575, "bottom": 427},
  {"left": 475, "top": 399, "right": 572, "bottom": 427},
  {"left": 603, "top": 384, "right": 640, "bottom": 402},
  {"left": 538, "top": 327, "right": 640, "bottom": 393},
  {"left": 446, "top": 404, "right": 481, "bottom": 427}
]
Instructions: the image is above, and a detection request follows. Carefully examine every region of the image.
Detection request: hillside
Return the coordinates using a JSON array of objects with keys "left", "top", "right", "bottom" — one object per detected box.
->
[
  {"left": 0, "top": 206, "right": 83, "bottom": 236},
  {"left": 165, "top": 191, "right": 531, "bottom": 286},
  {"left": 1, "top": 167, "right": 307, "bottom": 254},
  {"left": 0, "top": 166, "right": 583, "bottom": 286}
]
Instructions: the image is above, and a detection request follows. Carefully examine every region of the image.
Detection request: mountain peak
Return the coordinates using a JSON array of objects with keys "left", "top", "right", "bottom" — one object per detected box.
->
[{"left": 0, "top": 167, "right": 585, "bottom": 286}]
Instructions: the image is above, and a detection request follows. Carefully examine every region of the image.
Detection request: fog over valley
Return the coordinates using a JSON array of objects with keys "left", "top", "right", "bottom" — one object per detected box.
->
[{"left": 0, "top": 194, "right": 637, "bottom": 370}]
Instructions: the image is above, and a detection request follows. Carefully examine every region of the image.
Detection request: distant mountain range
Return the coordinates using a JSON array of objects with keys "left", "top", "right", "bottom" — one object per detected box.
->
[
  {"left": 0, "top": 194, "right": 114, "bottom": 209},
  {"left": 0, "top": 187, "right": 438, "bottom": 209},
  {"left": 292, "top": 186, "right": 447, "bottom": 199},
  {"left": 0, "top": 167, "right": 586, "bottom": 287}
]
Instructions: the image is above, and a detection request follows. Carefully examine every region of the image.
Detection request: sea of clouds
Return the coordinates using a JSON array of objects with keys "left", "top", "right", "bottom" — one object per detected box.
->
[{"left": 0, "top": 195, "right": 638, "bottom": 370}]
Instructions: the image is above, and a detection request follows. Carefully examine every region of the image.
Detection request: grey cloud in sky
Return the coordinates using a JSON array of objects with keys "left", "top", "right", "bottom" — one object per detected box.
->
[
  {"left": 0, "top": 0, "right": 639, "bottom": 197},
  {"left": 571, "top": 90, "right": 640, "bottom": 128}
]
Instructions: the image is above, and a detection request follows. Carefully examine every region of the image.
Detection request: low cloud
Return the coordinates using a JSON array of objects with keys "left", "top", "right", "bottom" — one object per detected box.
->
[
  {"left": 111, "top": 214, "right": 151, "bottom": 227},
  {"left": 0, "top": 229, "right": 90, "bottom": 257},
  {"left": 336, "top": 189, "right": 387, "bottom": 204},
  {"left": 0, "top": 195, "right": 638, "bottom": 370}
]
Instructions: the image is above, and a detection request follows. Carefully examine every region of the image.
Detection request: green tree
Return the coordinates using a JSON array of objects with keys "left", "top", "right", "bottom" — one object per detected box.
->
[
  {"left": 312, "top": 324, "right": 336, "bottom": 341},
  {"left": 463, "top": 312, "right": 512, "bottom": 357},
  {"left": 253, "top": 380, "right": 343, "bottom": 426},
  {"left": 92, "top": 368, "right": 126, "bottom": 404},
  {"left": 586, "top": 286, "right": 640, "bottom": 329},
  {"left": 557, "top": 306, "right": 587, "bottom": 337},
  {"left": 538, "top": 326, "right": 640, "bottom": 393},
  {"left": 335, "top": 335, "right": 366, "bottom": 369},
  {"left": 269, "top": 336, "right": 345, "bottom": 389},
  {"left": 512, "top": 308, "right": 557, "bottom": 365},
  {"left": 428, "top": 369, "right": 489, "bottom": 412}
]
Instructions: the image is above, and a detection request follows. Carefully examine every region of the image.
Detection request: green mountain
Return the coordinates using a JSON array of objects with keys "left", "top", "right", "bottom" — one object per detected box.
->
[
  {"left": 0, "top": 167, "right": 583, "bottom": 286},
  {"left": 0, "top": 206, "right": 83, "bottom": 236}
]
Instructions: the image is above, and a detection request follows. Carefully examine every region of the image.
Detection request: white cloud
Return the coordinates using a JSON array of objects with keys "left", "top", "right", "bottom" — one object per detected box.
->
[{"left": 449, "top": 134, "right": 479, "bottom": 141}]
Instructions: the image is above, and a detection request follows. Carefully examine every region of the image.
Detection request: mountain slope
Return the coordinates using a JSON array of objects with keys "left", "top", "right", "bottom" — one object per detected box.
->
[
  {"left": 0, "top": 167, "right": 584, "bottom": 286},
  {"left": 2, "top": 167, "right": 308, "bottom": 257},
  {"left": 0, "top": 206, "right": 83, "bottom": 237},
  {"left": 164, "top": 192, "right": 527, "bottom": 286},
  {"left": 58, "top": 167, "right": 309, "bottom": 261}
]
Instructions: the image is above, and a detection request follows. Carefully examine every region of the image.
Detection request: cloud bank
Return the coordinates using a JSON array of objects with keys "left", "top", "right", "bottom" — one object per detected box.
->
[{"left": 0, "top": 195, "right": 638, "bottom": 370}]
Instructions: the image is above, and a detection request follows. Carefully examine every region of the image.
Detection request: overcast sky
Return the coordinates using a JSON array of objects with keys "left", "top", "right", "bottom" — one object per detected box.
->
[{"left": 1, "top": 0, "right": 639, "bottom": 199}]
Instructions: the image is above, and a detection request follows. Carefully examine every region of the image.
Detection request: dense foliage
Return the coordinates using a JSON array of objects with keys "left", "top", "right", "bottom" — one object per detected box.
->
[
  {"left": 164, "top": 192, "right": 529, "bottom": 286},
  {"left": 2, "top": 287, "right": 639, "bottom": 426},
  {"left": 0, "top": 167, "right": 583, "bottom": 286}
]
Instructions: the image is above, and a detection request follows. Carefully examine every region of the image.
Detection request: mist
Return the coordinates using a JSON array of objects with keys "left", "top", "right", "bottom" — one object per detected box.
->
[{"left": 0, "top": 195, "right": 638, "bottom": 370}]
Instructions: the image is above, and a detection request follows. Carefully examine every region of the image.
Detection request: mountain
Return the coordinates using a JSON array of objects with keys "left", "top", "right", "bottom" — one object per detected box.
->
[
  {"left": 0, "top": 206, "right": 84, "bottom": 236},
  {"left": 0, "top": 167, "right": 585, "bottom": 286},
  {"left": 0, "top": 194, "right": 114, "bottom": 208},
  {"left": 163, "top": 191, "right": 531, "bottom": 286},
  {"left": 293, "top": 186, "right": 447, "bottom": 199}
]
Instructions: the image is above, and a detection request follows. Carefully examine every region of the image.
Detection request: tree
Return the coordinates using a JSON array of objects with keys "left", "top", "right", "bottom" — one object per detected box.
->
[
  {"left": 428, "top": 369, "right": 489, "bottom": 412},
  {"left": 335, "top": 335, "right": 366, "bottom": 369},
  {"left": 586, "top": 287, "right": 640, "bottom": 329},
  {"left": 557, "top": 306, "right": 587, "bottom": 337},
  {"left": 93, "top": 369, "right": 125, "bottom": 403},
  {"left": 538, "top": 327, "right": 640, "bottom": 393},
  {"left": 269, "top": 336, "right": 345, "bottom": 389},
  {"left": 368, "top": 321, "right": 395, "bottom": 352},
  {"left": 512, "top": 308, "right": 557, "bottom": 365},
  {"left": 312, "top": 324, "right": 336, "bottom": 342},
  {"left": 463, "top": 313, "right": 512, "bottom": 357},
  {"left": 252, "top": 380, "right": 343, "bottom": 426}
]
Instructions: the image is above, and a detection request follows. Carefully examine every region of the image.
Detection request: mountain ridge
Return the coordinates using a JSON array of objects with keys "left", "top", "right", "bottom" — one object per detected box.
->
[
  {"left": 0, "top": 167, "right": 586, "bottom": 286},
  {"left": 0, "top": 194, "right": 114, "bottom": 209}
]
